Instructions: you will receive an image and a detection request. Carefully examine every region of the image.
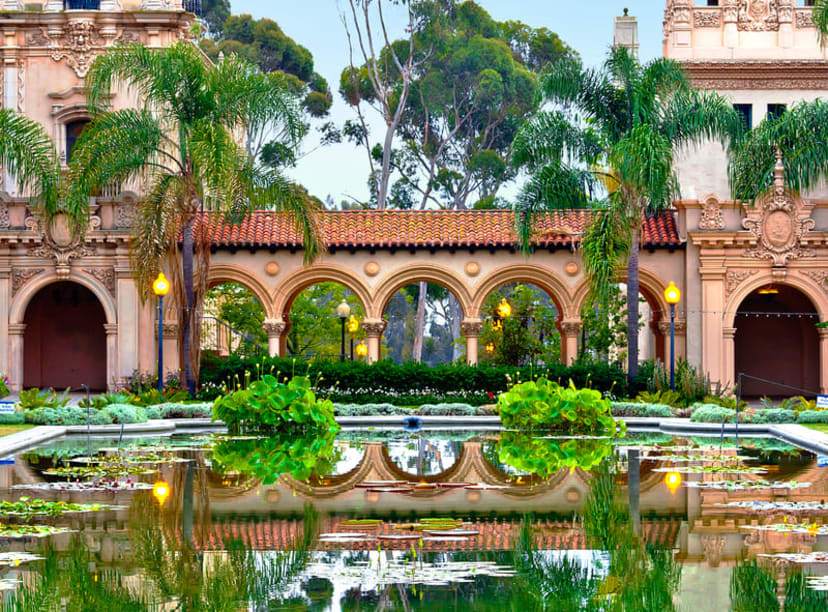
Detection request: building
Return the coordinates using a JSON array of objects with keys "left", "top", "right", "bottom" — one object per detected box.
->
[{"left": 0, "top": 0, "right": 826, "bottom": 397}]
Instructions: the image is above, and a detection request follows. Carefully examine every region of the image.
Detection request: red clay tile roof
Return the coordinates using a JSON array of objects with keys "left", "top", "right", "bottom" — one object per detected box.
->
[
  {"left": 197, "top": 516, "right": 680, "bottom": 552},
  {"left": 197, "top": 210, "right": 682, "bottom": 250}
]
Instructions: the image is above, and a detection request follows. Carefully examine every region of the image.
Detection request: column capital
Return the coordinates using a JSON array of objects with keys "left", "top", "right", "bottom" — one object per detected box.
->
[
  {"left": 7, "top": 323, "right": 25, "bottom": 336},
  {"left": 722, "top": 327, "right": 737, "bottom": 340},
  {"left": 818, "top": 327, "right": 828, "bottom": 340},
  {"left": 559, "top": 319, "right": 583, "bottom": 338},
  {"left": 103, "top": 323, "right": 118, "bottom": 336},
  {"left": 162, "top": 322, "right": 178, "bottom": 339},
  {"left": 460, "top": 319, "right": 483, "bottom": 338},
  {"left": 362, "top": 319, "right": 387, "bottom": 337},
  {"left": 262, "top": 317, "right": 286, "bottom": 336},
  {"left": 657, "top": 319, "right": 687, "bottom": 335}
]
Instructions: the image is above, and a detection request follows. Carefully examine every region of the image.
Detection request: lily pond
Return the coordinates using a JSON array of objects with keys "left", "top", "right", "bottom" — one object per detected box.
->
[{"left": 0, "top": 428, "right": 827, "bottom": 610}]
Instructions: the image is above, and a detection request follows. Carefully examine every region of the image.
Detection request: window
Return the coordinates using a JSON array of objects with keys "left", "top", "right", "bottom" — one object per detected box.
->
[
  {"left": 733, "top": 104, "right": 752, "bottom": 130},
  {"left": 65, "top": 119, "right": 89, "bottom": 164},
  {"left": 64, "top": 0, "right": 101, "bottom": 8},
  {"left": 767, "top": 104, "right": 787, "bottom": 120}
]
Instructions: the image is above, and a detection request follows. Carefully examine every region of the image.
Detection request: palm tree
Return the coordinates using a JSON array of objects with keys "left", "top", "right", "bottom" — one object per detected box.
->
[
  {"left": 65, "top": 42, "right": 323, "bottom": 394},
  {"left": 513, "top": 47, "right": 743, "bottom": 380},
  {"left": 813, "top": 0, "right": 828, "bottom": 45},
  {"left": 0, "top": 109, "right": 60, "bottom": 219}
]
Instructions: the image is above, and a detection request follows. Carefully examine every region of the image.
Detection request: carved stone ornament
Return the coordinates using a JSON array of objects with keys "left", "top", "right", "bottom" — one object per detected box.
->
[
  {"left": 695, "top": 10, "right": 722, "bottom": 28},
  {"left": 802, "top": 270, "right": 828, "bottom": 293},
  {"left": 701, "top": 535, "right": 726, "bottom": 567},
  {"left": 739, "top": 0, "right": 779, "bottom": 31},
  {"left": 0, "top": 204, "right": 9, "bottom": 229},
  {"left": 83, "top": 267, "right": 116, "bottom": 296},
  {"left": 742, "top": 151, "right": 815, "bottom": 266},
  {"left": 114, "top": 204, "right": 137, "bottom": 229},
  {"left": 658, "top": 320, "right": 687, "bottom": 335},
  {"left": 560, "top": 320, "right": 584, "bottom": 337},
  {"left": 362, "top": 320, "right": 388, "bottom": 337},
  {"left": 50, "top": 21, "right": 103, "bottom": 78},
  {"left": 25, "top": 29, "right": 50, "bottom": 46},
  {"left": 460, "top": 320, "right": 484, "bottom": 337},
  {"left": 262, "top": 318, "right": 287, "bottom": 336},
  {"left": 796, "top": 9, "right": 815, "bottom": 29},
  {"left": 726, "top": 269, "right": 758, "bottom": 298},
  {"left": 699, "top": 197, "right": 725, "bottom": 230},
  {"left": 28, "top": 214, "right": 96, "bottom": 276},
  {"left": 11, "top": 268, "right": 45, "bottom": 296}
]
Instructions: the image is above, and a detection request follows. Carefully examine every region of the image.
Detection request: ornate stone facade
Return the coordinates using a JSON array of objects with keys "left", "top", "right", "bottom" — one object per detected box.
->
[
  {"left": 738, "top": 0, "right": 779, "bottom": 31},
  {"left": 698, "top": 198, "right": 724, "bottom": 230}
]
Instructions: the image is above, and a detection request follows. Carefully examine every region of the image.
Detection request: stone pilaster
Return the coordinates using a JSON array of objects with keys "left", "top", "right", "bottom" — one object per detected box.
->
[
  {"left": 104, "top": 323, "right": 118, "bottom": 391},
  {"left": 460, "top": 319, "right": 483, "bottom": 366},
  {"left": 8, "top": 323, "right": 25, "bottom": 392},
  {"left": 362, "top": 319, "right": 387, "bottom": 365},
  {"left": 263, "top": 318, "right": 287, "bottom": 358},
  {"left": 559, "top": 319, "right": 583, "bottom": 365},
  {"left": 819, "top": 328, "right": 828, "bottom": 394}
]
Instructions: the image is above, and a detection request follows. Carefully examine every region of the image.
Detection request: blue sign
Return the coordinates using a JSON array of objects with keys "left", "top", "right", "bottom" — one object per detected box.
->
[
  {"left": 0, "top": 458, "right": 13, "bottom": 466},
  {"left": 0, "top": 401, "right": 15, "bottom": 415},
  {"left": 818, "top": 396, "right": 828, "bottom": 409},
  {"left": 818, "top": 455, "right": 828, "bottom": 468}
]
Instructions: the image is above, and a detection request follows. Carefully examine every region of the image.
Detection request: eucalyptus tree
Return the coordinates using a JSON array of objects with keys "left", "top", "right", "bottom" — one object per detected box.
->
[
  {"left": 513, "top": 47, "right": 743, "bottom": 379},
  {"left": 66, "top": 41, "right": 322, "bottom": 394}
]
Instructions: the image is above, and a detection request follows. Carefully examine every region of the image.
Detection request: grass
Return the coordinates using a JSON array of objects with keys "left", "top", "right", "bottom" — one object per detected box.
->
[
  {"left": 0, "top": 424, "right": 32, "bottom": 437},
  {"left": 804, "top": 424, "right": 828, "bottom": 434}
]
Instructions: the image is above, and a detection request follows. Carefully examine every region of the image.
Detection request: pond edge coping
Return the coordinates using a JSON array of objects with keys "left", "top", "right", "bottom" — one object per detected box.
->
[{"left": 0, "top": 417, "right": 827, "bottom": 457}]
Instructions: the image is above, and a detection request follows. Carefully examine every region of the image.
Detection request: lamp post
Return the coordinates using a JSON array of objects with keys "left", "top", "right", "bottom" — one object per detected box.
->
[
  {"left": 336, "top": 299, "right": 351, "bottom": 362},
  {"left": 347, "top": 315, "right": 359, "bottom": 361},
  {"left": 663, "top": 282, "right": 681, "bottom": 391},
  {"left": 152, "top": 273, "right": 170, "bottom": 392}
]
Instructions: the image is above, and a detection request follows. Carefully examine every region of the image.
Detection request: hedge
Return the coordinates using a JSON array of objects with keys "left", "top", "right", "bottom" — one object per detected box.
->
[
  {"left": 796, "top": 410, "right": 828, "bottom": 424},
  {"left": 611, "top": 402, "right": 675, "bottom": 418},
  {"left": 200, "top": 354, "right": 643, "bottom": 406}
]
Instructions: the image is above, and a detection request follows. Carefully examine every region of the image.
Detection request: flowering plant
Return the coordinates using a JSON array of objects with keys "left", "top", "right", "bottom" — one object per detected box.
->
[{"left": 0, "top": 374, "right": 8, "bottom": 399}]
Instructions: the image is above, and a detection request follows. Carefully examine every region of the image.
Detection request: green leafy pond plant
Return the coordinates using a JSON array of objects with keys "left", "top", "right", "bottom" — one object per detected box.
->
[
  {"left": 0, "top": 498, "right": 113, "bottom": 518},
  {"left": 495, "top": 433, "right": 615, "bottom": 478},
  {"left": 211, "top": 430, "right": 342, "bottom": 484},
  {"left": 213, "top": 374, "right": 339, "bottom": 435},
  {"left": 497, "top": 378, "right": 624, "bottom": 437}
]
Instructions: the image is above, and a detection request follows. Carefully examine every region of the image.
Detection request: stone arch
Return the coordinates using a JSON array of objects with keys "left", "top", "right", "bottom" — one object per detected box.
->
[
  {"left": 470, "top": 264, "right": 574, "bottom": 319},
  {"left": 572, "top": 266, "right": 672, "bottom": 318},
  {"left": 206, "top": 264, "right": 274, "bottom": 319},
  {"left": 371, "top": 264, "right": 473, "bottom": 319},
  {"left": 10, "top": 270, "right": 117, "bottom": 325},
  {"left": 724, "top": 272, "right": 828, "bottom": 329},
  {"left": 9, "top": 271, "right": 117, "bottom": 391},
  {"left": 273, "top": 264, "right": 373, "bottom": 319}
]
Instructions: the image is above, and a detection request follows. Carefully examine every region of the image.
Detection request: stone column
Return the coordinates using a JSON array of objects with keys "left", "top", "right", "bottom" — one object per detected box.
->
[
  {"left": 560, "top": 319, "right": 583, "bottom": 365},
  {"left": 778, "top": 0, "right": 794, "bottom": 49},
  {"left": 263, "top": 318, "right": 286, "bottom": 358},
  {"left": 722, "top": 0, "right": 739, "bottom": 50},
  {"left": 0, "top": 271, "right": 9, "bottom": 378},
  {"left": 162, "top": 322, "right": 180, "bottom": 383},
  {"left": 700, "top": 259, "right": 726, "bottom": 387},
  {"left": 362, "top": 319, "right": 387, "bottom": 365},
  {"left": 460, "top": 319, "right": 483, "bottom": 366},
  {"left": 7, "top": 323, "right": 24, "bottom": 392},
  {"left": 658, "top": 318, "right": 687, "bottom": 367},
  {"left": 104, "top": 323, "right": 119, "bottom": 391},
  {"left": 819, "top": 328, "right": 828, "bottom": 394},
  {"left": 723, "top": 327, "right": 737, "bottom": 392}
]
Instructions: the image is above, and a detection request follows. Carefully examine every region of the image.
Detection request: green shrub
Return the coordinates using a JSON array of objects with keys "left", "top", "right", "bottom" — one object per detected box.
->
[
  {"left": 18, "top": 388, "right": 71, "bottom": 411},
  {"left": 78, "top": 392, "right": 135, "bottom": 410},
  {"left": 213, "top": 375, "right": 338, "bottom": 434},
  {"left": 156, "top": 403, "right": 212, "bottom": 418},
  {"left": 416, "top": 403, "right": 489, "bottom": 416},
  {"left": 199, "top": 354, "right": 637, "bottom": 406},
  {"left": 744, "top": 409, "right": 796, "bottom": 424},
  {"left": 690, "top": 405, "right": 737, "bottom": 423},
  {"left": 611, "top": 402, "right": 674, "bottom": 418},
  {"left": 0, "top": 373, "right": 8, "bottom": 399},
  {"left": 334, "top": 403, "right": 406, "bottom": 417},
  {"left": 636, "top": 389, "right": 682, "bottom": 408},
  {"left": 496, "top": 378, "right": 622, "bottom": 436},
  {"left": 103, "top": 404, "right": 147, "bottom": 425},
  {"left": 130, "top": 388, "right": 191, "bottom": 407},
  {"left": 141, "top": 405, "right": 163, "bottom": 420},
  {"left": 25, "top": 406, "right": 112, "bottom": 426},
  {"left": 796, "top": 410, "right": 828, "bottom": 424},
  {"left": 0, "top": 411, "right": 25, "bottom": 425},
  {"left": 639, "top": 404, "right": 674, "bottom": 418}
]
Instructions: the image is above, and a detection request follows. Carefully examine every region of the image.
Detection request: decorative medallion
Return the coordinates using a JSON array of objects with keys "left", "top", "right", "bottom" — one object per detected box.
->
[
  {"left": 27, "top": 213, "right": 96, "bottom": 276},
  {"left": 699, "top": 197, "right": 725, "bottom": 230},
  {"left": 742, "top": 150, "right": 815, "bottom": 266},
  {"left": 464, "top": 262, "right": 480, "bottom": 277},
  {"left": 0, "top": 204, "right": 9, "bottom": 229},
  {"left": 738, "top": 0, "right": 779, "bottom": 31},
  {"left": 694, "top": 10, "right": 722, "bottom": 28},
  {"left": 564, "top": 261, "right": 580, "bottom": 276},
  {"left": 264, "top": 262, "right": 280, "bottom": 277},
  {"left": 11, "top": 268, "right": 44, "bottom": 296},
  {"left": 83, "top": 267, "right": 116, "bottom": 296},
  {"left": 726, "top": 269, "right": 758, "bottom": 298},
  {"left": 364, "top": 261, "right": 381, "bottom": 277}
]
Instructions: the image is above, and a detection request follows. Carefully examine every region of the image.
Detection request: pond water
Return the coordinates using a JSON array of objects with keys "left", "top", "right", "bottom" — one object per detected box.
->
[{"left": 0, "top": 429, "right": 826, "bottom": 610}]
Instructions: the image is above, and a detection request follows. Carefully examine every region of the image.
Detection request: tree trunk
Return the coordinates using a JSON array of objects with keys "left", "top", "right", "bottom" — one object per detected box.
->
[
  {"left": 449, "top": 298, "right": 463, "bottom": 363},
  {"left": 181, "top": 216, "right": 197, "bottom": 396},
  {"left": 626, "top": 226, "right": 640, "bottom": 382},
  {"left": 412, "top": 281, "right": 427, "bottom": 362}
]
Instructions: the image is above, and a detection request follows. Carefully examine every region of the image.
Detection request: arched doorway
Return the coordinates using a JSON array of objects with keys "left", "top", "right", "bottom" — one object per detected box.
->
[
  {"left": 23, "top": 282, "right": 107, "bottom": 390},
  {"left": 734, "top": 285, "right": 820, "bottom": 398}
]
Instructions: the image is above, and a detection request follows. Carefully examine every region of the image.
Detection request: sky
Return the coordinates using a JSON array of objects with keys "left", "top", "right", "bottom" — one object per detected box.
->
[{"left": 231, "top": 0, "right": 665, "bottom": 205}]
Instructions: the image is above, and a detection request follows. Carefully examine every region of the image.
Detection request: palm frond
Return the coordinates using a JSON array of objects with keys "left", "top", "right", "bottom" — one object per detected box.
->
[
  {"left": 611, "top": 124, "right": 678, "bottom": 212},
  {"left": 511, "top": 111, "right": 603, "bottom": 171},
  {"left": 659, "top": 89, "right": 745, "bottom": 151},
  {"left": 813, "top": 0, "right": 828, "bottom": 48},
  {"left": 581, "top": 207, "right": 630, "bottom": 311}
]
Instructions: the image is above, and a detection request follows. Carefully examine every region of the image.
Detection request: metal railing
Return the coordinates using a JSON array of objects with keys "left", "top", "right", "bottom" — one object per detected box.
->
[
  {"left": 183, "top": 0, "right": 203, "bottom": 17},
  {"left": 64, "top": 0, "right": 101, "bottom": 9},
  {"left": 200, "top": 316, "right": 267, "bottom": 359}
]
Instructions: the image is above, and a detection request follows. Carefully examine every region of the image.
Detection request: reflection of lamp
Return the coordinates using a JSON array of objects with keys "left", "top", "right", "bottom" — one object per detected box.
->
[
  {"left": 758, "top": 285, "right": 779, "bottom": 295},
  {"left": 336, "top": 300, "right": 351, "bottom": 362},
  {"left": 665, "top": 471, "right": 682, "bottom": 495},
  {"left": 355, "top": 341, "right": 368, "bottom": 358},
  {"left": 496, "top": 298, "right": 512, "bottom": 319},
  {"left": 663, "top": 282, "right": 681, "bottom": 392},
  {"left": 153, "top": 480, "right": 170, "bottom": 506},
  {"left": 152, "top": 273, "right": 170, "bottom": 392}
]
